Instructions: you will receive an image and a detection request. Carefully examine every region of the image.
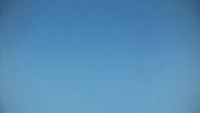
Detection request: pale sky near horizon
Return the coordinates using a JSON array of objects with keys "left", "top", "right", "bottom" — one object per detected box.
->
[{"left": 0, "top": 0, "right": 199, "bottom": 113}]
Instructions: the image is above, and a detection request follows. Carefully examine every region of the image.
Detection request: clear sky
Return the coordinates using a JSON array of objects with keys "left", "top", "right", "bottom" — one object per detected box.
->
[{"left": 0, "top": 0, "right": 199, "bottom": 113}]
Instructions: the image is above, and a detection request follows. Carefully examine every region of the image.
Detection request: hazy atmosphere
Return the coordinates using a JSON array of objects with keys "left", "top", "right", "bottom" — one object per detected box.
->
[{"left": 0, "top": 0, "right": 199, "bottom": 113}]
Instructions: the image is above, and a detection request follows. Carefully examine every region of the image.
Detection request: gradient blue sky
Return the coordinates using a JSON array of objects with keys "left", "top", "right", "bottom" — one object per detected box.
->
[{"left": 0, "top": 0, "right": 199, "bottom": 113}]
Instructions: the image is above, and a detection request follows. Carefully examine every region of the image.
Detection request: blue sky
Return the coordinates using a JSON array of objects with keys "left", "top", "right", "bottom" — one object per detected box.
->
[{"left": 0, "top": 0, "right": 199, "bottom": 113}]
